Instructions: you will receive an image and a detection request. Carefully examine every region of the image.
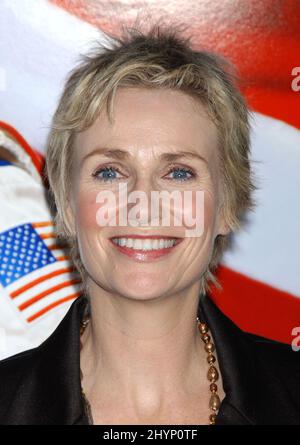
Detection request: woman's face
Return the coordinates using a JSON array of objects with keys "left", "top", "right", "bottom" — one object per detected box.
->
[{"left": 69, "top": 87, "right": 228, "bottom": 300}]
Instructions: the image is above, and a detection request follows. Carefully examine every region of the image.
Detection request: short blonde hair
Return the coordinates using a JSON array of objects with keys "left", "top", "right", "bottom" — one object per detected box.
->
[{"left": 45, "top": 22, "right": 256, "bottom": 295}]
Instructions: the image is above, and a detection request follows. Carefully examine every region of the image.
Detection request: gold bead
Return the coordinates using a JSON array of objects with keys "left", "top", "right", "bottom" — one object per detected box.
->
[
  {"left": 80, "top": 318, "right": 89, "bottom": 335},
  {"left": 197, "top": 318, "right": 220, "bottom": 425},
  {"left": 201, "top": 333, "right": 210, "bottom": 343},
  {"left": 209, "top": 393, "right": 221, "bottom": 411},
  {"left": 204, "top": 342, "right": 215, "bottom": 353},
  {"left": 198, "top": 322, "right": 208, "bottom": 334},
  {"left": 210, "top": 383, "right": 218, "bottom": 393},
  {"left": 207, "top": 354, "right": 216, "bottom": 364},
  {"left": 207, "top": 365, "right": 219, "bottom": 382},
  {"left": 209, "top": 413, "right": 217, "bottom": 424}
]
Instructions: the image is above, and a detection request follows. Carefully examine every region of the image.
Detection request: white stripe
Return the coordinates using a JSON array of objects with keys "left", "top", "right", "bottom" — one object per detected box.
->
[
  {"left": 35, "top": 227, "right": 56, "bottom": 239},
  {"left": 34, "top": 224, "right": 55, "bottom": 234},
  {"left": 11, "top": 270, "right": 80, "bottom": 307},
  {"left": 21, "top": 283, "right": 81, "bottom": 321},
  {"left": 38, "top": 238, "right": 70, "bottom": 259},
  {"left": 33, "top": 224, "right": 69, "bottom": 259},
  {"left": 6, "top": 258, "right": 78, "bottom": 293},
  {"left": 49, "top": 248, "right": 70, "bottom": 259}
]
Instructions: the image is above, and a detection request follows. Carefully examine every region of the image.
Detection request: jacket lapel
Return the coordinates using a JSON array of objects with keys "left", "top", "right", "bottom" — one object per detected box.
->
[{"left": 198, "top": 294, "right": 259, "bottom": 425}]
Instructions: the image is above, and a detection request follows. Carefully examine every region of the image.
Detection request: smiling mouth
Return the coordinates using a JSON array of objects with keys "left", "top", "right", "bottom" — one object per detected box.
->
[{"left": 108, "top": 235, "right": 183, "bottom": 261}]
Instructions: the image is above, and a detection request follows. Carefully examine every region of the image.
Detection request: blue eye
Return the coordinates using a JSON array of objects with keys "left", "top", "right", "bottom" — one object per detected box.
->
[
  {"left": 93, "top": 166, "right": 122, "bottom": 182},
  {"left": 92, "top": 165, "right": 195, "bottom": 183},
  {"left": 165, "top": 167, "right": 194, "bottom": 182}
]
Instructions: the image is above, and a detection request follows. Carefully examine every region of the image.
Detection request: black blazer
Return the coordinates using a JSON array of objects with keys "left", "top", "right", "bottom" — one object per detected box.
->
[{"left": 0, "top": 294, "right": 300, "bottom": 425}]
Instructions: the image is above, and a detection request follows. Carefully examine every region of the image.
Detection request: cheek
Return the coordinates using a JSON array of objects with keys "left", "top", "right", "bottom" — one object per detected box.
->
[
  {"left": 74, "top": 188, "right": 109, "bottom": 269},
  {"left": 74, "top": 189, "right": 101, "bottom": 231}
]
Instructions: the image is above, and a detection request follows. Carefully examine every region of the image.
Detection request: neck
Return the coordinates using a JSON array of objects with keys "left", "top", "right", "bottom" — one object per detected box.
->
[{"left": 80, "top": 280, "right": 209, "bottom": 419}]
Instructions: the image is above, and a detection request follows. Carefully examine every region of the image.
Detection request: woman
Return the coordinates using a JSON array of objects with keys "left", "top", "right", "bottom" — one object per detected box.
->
[{"left": 0, "top": 23, "right": 299, "bottom": 426}]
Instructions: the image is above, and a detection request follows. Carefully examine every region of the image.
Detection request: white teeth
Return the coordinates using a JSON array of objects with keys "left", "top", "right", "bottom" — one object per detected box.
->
[
  {"left": 126, "top": 238, "right": 133, "bottom": 248},
  {"left": 152, "top": 239, "right": 159, "bottom": 249},
  {"left": 142, "top": 239, "right": 152, "bottom": 250},
  {"left": 112, "top": 238, "right": 178, "bottom": 250},
  {"left": 158, "top": 239, "right": 165, "bottom": 249},
  {"left": 133, "top": 239, "right": 142, "bottom": 249}
]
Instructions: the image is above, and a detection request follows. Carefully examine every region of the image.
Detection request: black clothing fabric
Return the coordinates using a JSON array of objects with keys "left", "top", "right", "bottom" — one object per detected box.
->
[{"left": 0, "top": 294, "right": 300, "bottom": 425}]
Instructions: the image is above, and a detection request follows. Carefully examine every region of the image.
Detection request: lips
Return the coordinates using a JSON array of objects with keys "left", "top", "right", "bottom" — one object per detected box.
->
[{"left": 108, "top": 235, "right": 183, "bottom": 262}]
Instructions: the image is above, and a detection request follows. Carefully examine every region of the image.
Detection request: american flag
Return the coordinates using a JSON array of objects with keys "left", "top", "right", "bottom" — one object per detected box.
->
[{"left": 0, "top": 221, "right": 82, "bottom": 323}]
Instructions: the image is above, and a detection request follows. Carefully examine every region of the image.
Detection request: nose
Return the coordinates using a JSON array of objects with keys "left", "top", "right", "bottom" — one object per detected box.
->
[{"left": 127, "top": 176, "right": 160, "bottom": 227}]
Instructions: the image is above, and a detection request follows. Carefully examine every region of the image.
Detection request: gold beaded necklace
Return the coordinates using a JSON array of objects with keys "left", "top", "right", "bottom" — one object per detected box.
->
[
  {"left": 196, "top": 317, "right": 221, "bottom": 424},
  {"left": 79, "top": 316, "right": 221, "bottom": 425}
]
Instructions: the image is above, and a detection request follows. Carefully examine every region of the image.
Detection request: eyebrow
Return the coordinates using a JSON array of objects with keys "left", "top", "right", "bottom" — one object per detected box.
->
[{"left": 82, "top": 147, "right": 208, "bottom": 164}]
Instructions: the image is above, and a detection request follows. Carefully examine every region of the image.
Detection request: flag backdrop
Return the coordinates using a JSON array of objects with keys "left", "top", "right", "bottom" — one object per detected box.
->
[
  {"left": 0, "top": 0, "right": 299, "bottom": 357},
  {"left": 0, "top": 121, "right": 82, "bottom": 358}
]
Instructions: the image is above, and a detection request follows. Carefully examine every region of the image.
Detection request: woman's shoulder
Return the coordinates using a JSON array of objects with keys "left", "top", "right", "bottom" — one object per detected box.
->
[
  {"left": 246, "top": 330, "right": 299, "bottom": 361},
  {"left": 201, "top": 293, "right": 300, "bottom": 374},
  {"left": 0, "top": 345, "right": 41, "bottom": 420},
  {"left": 0, "top": 344, "right": 39, "bottom": 377},
  {"left": 0, "top": 296, "right": 86, "bottom": 424},
  {"left": 244, "top": 330, "right": 300, "bottom": 395},
  {"left": 0, "top": 294, "right": 87, "bottom": 376}
]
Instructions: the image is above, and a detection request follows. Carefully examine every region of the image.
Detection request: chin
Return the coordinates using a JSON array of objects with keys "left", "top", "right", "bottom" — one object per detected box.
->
[{"left": 111, "top": 276, "right": 170, "bottom": 301}]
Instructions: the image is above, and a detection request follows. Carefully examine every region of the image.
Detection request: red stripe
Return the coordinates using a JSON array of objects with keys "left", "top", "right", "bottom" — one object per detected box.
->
[
  {"left": 39, "top": 232, "right": 56, "bottom": 240},
  {"left": 18, "top": 279, "right": 81, "bottom": 310},
  {"left": 27, "top": 293, "right": 80, "bottom": 322},
  {"left": 56, "top": 256, "right": 69, "bottom": 261},
  {"left": 243, "top": 86, "right": 300, "bottom": 131},
  {"left": 10, "top": 267, "right": 76, "bottom": 299},
  {"left": 32, "top": 221, "right": 54, "bottom": 228},
  {"left": 48, "top": 244, "right": 68, "bottom": 250},
  {"left": 210, "top": 266, "right": 300, "bottom": 345}
]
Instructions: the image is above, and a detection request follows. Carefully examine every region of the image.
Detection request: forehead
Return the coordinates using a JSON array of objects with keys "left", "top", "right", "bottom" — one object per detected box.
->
[{"left": 74, "top": 87, "right": 219, "bottom": 163}]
